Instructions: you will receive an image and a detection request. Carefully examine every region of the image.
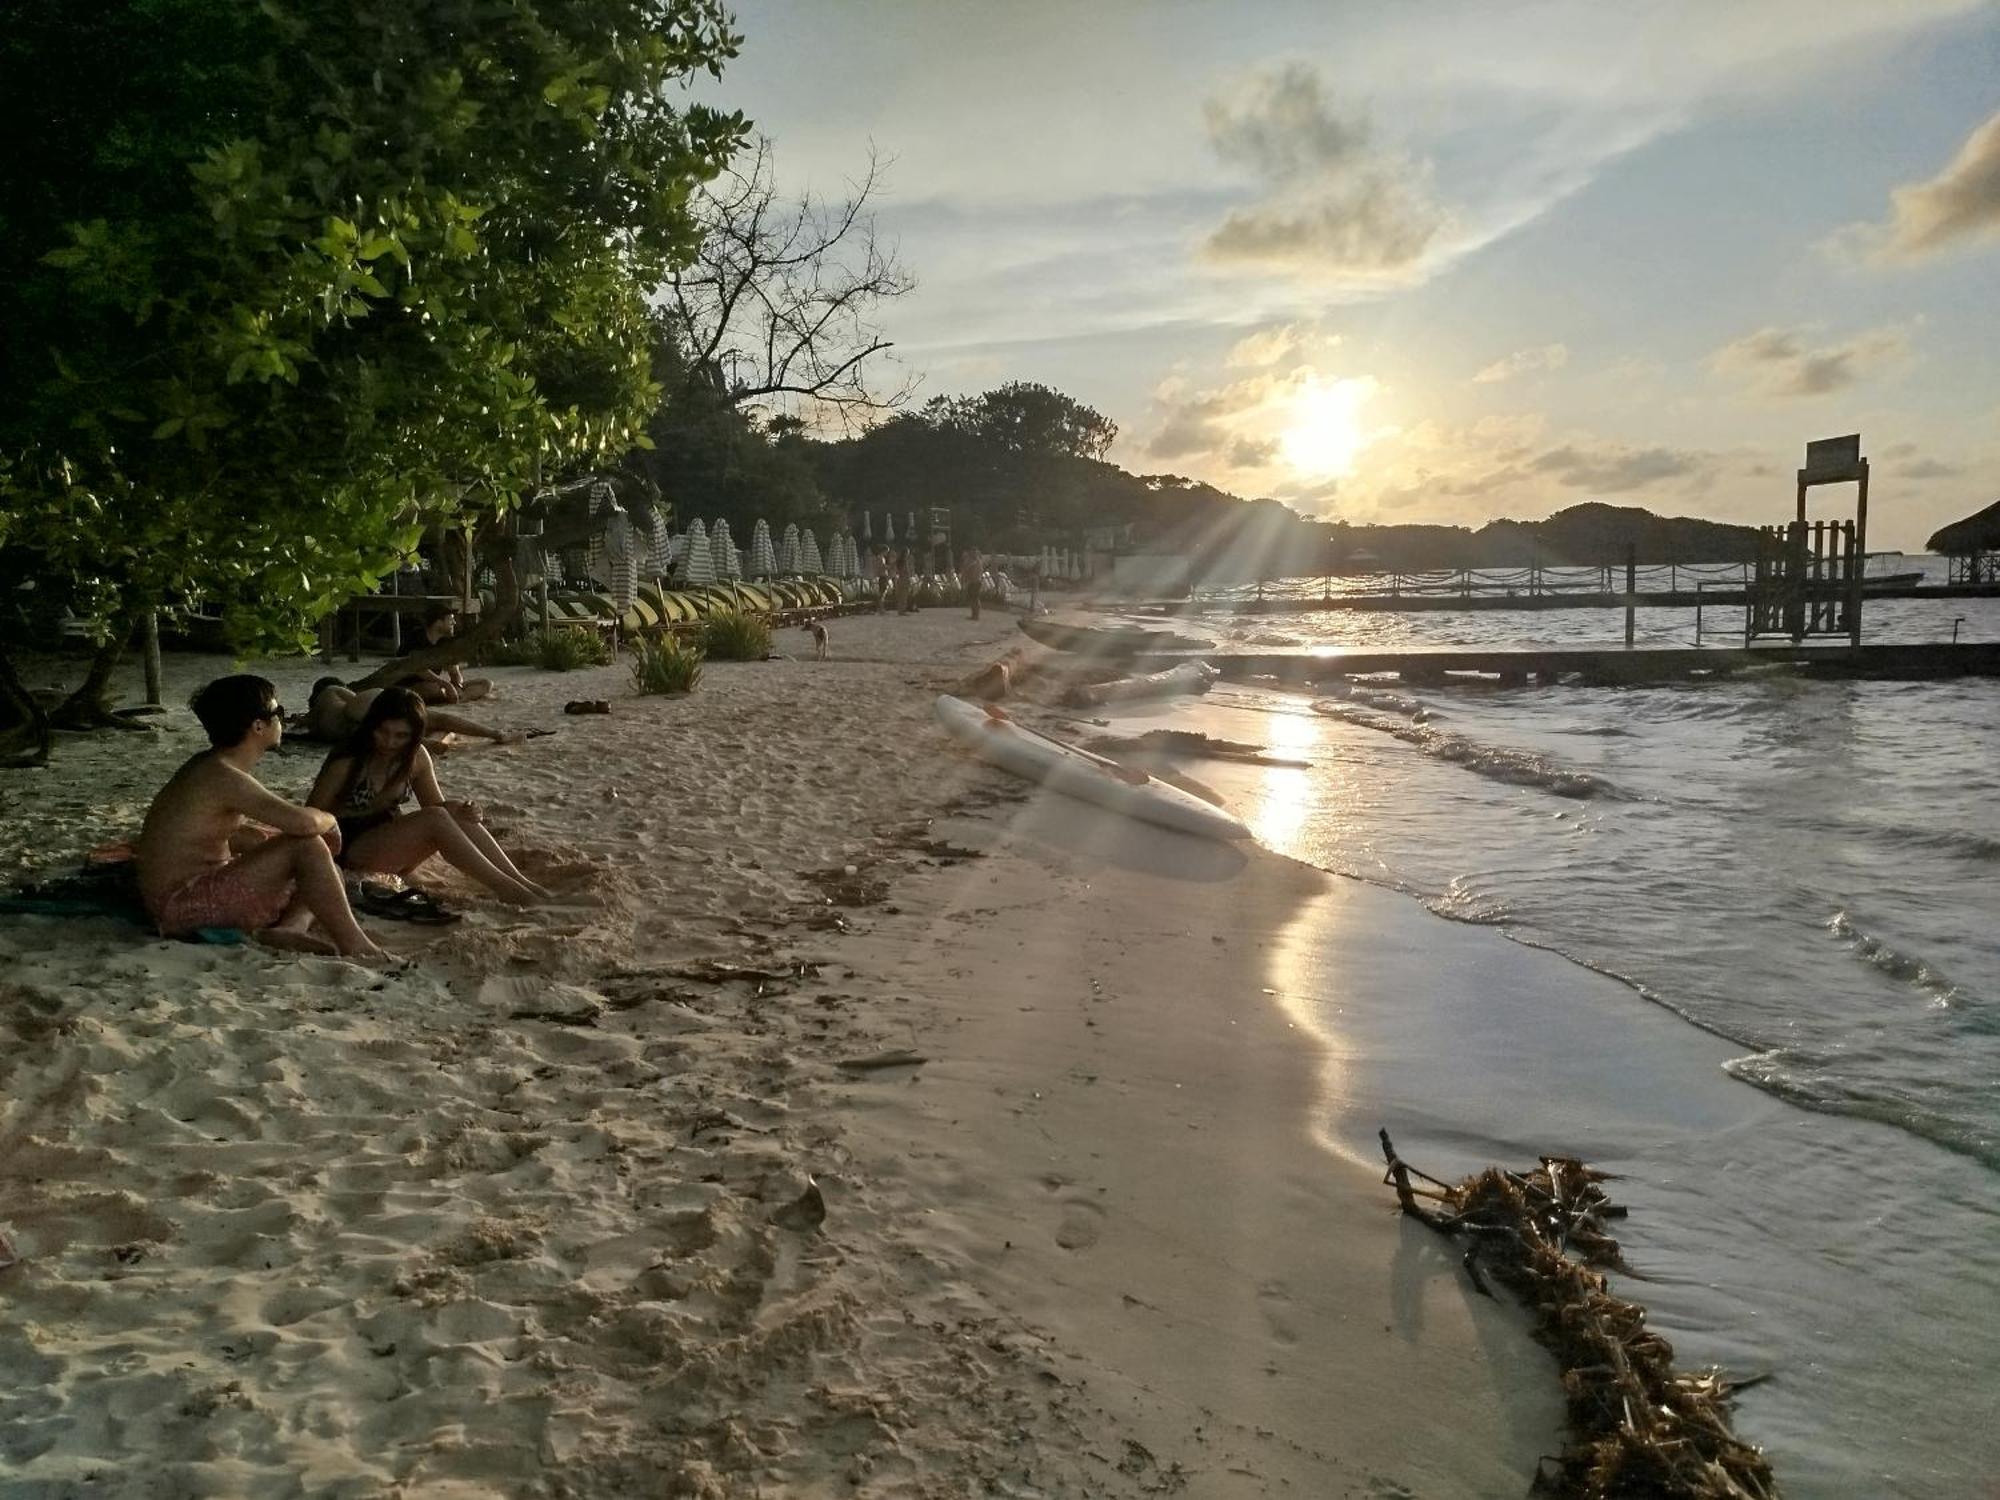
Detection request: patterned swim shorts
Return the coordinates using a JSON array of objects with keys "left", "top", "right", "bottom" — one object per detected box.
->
[{"left": 154, "top": 860, "right": 297, "bottom": 938}]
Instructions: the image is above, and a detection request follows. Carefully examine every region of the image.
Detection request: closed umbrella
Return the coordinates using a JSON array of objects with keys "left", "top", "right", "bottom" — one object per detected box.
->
[
  {"left": 800, "top": 529, "right": 824, "bottom": 575},
  {"left": 674, "top": 519, "right": 714, "bottom": 587},
  {"left": 860, "top": 511, "right": 872, "bottom": 542},
  {"left": 606, "top": 507, "right": 636, "bottom": 613},
  {"left": 778, "top": 523, "right": 801, "bottom": 574},
  {"left": 585, "top": 479, "right": 615, "bottom": 586},
  {"left": 883, "top": 512, "right": 896, "bottom": 544},
  {"left": 644, "top": 508, "right": 674, "bottom": 580},
  {"left": 749, "top": 519, "right": 778, "bottom": 578},
  {"left": 710, "top": 519, "right": 740, "bottom": 581}
]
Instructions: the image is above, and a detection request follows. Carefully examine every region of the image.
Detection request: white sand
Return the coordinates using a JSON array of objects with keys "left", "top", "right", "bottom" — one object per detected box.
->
[{"left": 0, "top": 613, "right": 1553, "bottom": 1496}]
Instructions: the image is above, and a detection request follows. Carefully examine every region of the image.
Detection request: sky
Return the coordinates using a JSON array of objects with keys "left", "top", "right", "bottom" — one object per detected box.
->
[{"left": 698, "top": 1, "right": 2000, "bottom": 548}]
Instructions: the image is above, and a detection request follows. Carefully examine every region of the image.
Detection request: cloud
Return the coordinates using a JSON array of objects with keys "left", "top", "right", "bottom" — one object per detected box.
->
[
  {"left": 1529, "top": 443, "right": 1704, "bottom": 492},
  {"left": 1226, "top": 323, "right": 1320, "bottom": 368},
  {"left": 1199, "top": 64, "right": 1446, "bottom": 278},
  {"left": 1897, "top": 457, "right": 1963, "bottom": 480},
  {"left": 1833, "top": 107, "right": 2000, "bottom": 264},
  {"left": 1710, "top": 324, "right": 1912, "bottom": 397},
  {"left": 1473, "top": 343, "right": 1570, "bottom": 384}
]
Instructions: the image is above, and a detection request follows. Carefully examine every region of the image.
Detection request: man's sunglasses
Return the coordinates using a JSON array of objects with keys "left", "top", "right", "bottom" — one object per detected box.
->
[{"left": 259, "top": 703, "right": 286, "bottom": 722}]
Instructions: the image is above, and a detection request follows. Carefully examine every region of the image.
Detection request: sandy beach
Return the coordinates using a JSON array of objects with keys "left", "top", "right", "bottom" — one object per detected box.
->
[{"left": 0, "top": 611, "right": 1559, "bottom": 1497}]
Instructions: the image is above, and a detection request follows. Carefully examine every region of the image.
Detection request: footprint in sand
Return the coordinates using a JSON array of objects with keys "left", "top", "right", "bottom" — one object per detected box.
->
[
  {"left": 1256, "top": 1278, "right": 1300, "bottom": 1346},
  {"left": 1053, "top": 1198, "right": 1105, "bottom": 1251}
]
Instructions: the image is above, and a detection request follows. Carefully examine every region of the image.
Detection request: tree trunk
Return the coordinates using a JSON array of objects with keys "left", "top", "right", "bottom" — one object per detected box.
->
[
  {"left": 49, "top": 616, "right": 151, "bottom": 732},
  {"left": 0, "top": 646, "right": 52, "bottom": 769},
  {"left": 351, "top": 553, "right": 523, "bottom": 691}
]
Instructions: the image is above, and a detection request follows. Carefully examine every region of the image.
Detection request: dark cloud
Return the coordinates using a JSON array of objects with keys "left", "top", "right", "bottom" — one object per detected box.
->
[
  {"left": 1200, "top": 64, "right": 1444, "bottom": 275},
  {"left": 1530, "top": 444, "right": 1704, "bottom": 492},
  {"left": 1898, "top": 458, "right": 1962, "bottom": 480},
  {"left": 1711, "top": 324, "right": 1910, "bottom": 397},
  {"left": 1228, "top": 435, "right": 1279, "bottom": 467},
  {"left": 1146, "top": 392, "right": 1241, "bottom": 460}
]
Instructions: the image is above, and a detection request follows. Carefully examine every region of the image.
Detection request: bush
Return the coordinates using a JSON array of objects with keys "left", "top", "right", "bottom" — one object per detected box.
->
[
  {"left": 482, "top": 637, "right": 537, "bottom": 667},
  {"left": 631, "top": 634, "right": 703, "bottom": 695},
  {"left": 533, "top": 628, "right": 613, "bottom": 671},
  {"left": 699, "top": 608, "right": 772, "bottom": 662}
]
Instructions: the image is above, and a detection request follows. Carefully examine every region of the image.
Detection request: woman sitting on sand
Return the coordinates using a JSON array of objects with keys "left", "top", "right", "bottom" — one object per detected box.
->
[{"left": 306, "top": 688, "right": 551, "bottom": 905}]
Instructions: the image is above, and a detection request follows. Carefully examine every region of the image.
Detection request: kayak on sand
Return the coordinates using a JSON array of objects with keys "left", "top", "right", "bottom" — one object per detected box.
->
[{"left": 934, "top": 694, "right": 1250, "bottom": 842}]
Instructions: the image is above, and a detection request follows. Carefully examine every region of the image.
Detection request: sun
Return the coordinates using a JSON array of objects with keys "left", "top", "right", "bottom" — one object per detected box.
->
[{"left": 1278, "top": 376, "right": 1377, "bottom": 478}]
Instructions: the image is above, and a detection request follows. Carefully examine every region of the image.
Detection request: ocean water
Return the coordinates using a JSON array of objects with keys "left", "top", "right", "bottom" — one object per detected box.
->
[{"left": 1109, "top": 559, "right": 2000, "bottom": 1497}]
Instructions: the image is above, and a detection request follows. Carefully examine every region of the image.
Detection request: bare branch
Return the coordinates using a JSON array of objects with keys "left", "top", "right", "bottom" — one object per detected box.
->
[{"left": 662, "top": 135, "right": 917, "bottom": 428}]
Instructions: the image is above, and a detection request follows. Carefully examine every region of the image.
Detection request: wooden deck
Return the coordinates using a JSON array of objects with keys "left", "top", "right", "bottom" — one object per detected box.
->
[{"left": 1119, "top": 641, "right": 2000, "bottom": 686}]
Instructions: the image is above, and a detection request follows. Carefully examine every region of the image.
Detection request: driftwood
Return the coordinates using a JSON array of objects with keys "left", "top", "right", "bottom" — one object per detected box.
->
[{"left": 1378, "top": 1129, "right": 1777, "bottom": 1500}]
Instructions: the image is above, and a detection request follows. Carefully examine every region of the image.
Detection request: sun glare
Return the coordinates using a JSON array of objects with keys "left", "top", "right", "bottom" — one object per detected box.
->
[{"left": 1278, "top": 377, "right": 1376, "bottom": 478}]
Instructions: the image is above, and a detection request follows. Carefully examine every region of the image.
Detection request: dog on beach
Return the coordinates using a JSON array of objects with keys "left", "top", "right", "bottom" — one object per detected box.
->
[{"left": 801, "top": 619, "right": 829, "bottom": 661}]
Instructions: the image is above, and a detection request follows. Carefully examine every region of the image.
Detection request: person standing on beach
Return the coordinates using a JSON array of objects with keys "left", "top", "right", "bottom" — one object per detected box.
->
[
  {"left": 960, "top": 546, "right": 983, "bottom": 620},
  {"left": 136, "top": 675, "right": 393, "bottom": 961}
]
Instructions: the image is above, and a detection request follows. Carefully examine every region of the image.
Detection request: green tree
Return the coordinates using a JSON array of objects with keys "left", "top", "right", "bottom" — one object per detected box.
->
[
  {"left": 936, "top": 383, "right": 1118, "bottom": 461},
  {"left": 0, "top": 0, "right": 744, "bottom": 760}
]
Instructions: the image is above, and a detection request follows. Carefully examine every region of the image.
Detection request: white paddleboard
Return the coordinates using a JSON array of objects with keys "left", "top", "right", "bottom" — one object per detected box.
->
[{"left": 935, "top": 695, "right": 1250, "bottom": 841}]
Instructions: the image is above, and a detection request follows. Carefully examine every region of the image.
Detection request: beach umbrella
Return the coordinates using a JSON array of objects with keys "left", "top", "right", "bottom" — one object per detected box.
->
[
  {"left": 829, "top": 533, "right": 850, "bottom": 579},
  {"left": 749, "top": 518, "right": 778, "bottom": 578},
  {"left": 606, "top": 507, "right": 636, "bottom": 613},
  {"left": 674, "top": 518, "right": 714, "bottom": 587},
  {"left": 906, "top": 512, "right": 917, "bottom": 547},
  {"left": 644, "top": 508, "right": 674, "bottom": 580},
  {"left": 710, "top": 519, "right": 740, "bottom": 581},
  {"left": 584, "top": 479, "right": 615, "bottom": 586},
  {"left": 800, "top": 528, "right": 824, "bottom": 575},
  {"left": 844, "top": 533, "right": 861, "bottom": 578},
  {"left": 860, "top": 511, "right": 872, "bottom": 542},
  {"left": 883, "top": 512, "right": 896, "bottom": 544},
  {"left": 778, "top": 522, "right": 801, "bottom": 574}
]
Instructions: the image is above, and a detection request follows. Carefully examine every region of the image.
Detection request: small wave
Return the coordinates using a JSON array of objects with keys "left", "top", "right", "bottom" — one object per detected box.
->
[
  {"left": 1310, "top": 699, "right": 1620, "bottom": 800},
  {"left": 1422, "top": 875, "right": 1510, "bottom": 925},
  {"left": 1724, "top": 1049, "right": 1998, "bottom": 1170},
  {"left": 1827, "top": 911, "right": 1961, "bottom": 1005}
]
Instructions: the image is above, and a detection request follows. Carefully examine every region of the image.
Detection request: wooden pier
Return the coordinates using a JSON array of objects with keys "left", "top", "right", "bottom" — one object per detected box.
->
[
  {"left": 1149, "top": 581, "right": 2000, "bottom": 616},
  {"left": 1119, "top": 640, "right": 2000, "bottom": 687}
]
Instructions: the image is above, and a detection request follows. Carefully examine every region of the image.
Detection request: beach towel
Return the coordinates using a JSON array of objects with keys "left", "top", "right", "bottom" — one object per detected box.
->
[{"left": 0, "top": 852, "right": 246, "bottom": 945}]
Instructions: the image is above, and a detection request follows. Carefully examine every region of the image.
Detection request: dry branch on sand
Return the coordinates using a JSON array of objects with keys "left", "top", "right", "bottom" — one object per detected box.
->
[{"left": 1378, "top": 1129, "right": 1778, "bottom": 1500}]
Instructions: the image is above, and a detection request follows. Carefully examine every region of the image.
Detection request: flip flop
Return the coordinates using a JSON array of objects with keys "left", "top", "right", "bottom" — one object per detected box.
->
[{"left": 352, "top": 884, "right": 462, "bottom": 925}]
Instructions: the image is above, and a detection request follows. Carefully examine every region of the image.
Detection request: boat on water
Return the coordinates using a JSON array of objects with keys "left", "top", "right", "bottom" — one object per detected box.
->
[{"left": 1862, "top": 552, "right": 1925, "bottom": 588}]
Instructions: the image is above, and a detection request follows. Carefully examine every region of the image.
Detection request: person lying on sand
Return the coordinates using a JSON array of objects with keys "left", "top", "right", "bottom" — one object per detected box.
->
[
  {"left": 136, "top": 675, "right": 395, "bottom": 962},
  {"left": 307, "top": 678, "right": 518, "bottom": 747},
  {"left": 307, "top": 688, "right": 552, "bottom": 905},
  {"left": 393, "top": 603, "right": 492, "bottom": 705}
]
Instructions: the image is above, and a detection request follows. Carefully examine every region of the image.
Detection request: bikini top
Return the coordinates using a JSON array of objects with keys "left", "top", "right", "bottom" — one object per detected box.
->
[{"left": 341, "top": 760, "right": 415, "bottom": 817}]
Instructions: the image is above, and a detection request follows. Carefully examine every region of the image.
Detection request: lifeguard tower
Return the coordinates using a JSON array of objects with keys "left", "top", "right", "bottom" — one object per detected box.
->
[{"left": 1747, "top": 434, "right": 1869, "bottom": 647}]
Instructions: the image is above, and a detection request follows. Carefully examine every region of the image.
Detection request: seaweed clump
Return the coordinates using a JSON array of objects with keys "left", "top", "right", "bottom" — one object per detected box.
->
[{"left": 1379, "top": 1129, "right": 1778, "bottom": 1499}]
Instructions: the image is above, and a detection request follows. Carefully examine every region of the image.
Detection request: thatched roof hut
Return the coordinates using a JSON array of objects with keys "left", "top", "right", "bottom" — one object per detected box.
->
[{"left": 1926, "top": 498, "right": 2000, "bottom": 556}]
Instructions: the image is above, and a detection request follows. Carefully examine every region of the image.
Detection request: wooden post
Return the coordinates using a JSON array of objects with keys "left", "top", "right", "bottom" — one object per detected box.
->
[
  {"left": 141, "top": 610, "right": 162, "bottom": 706},
  {"left": 1624, "top": 545, "right": 1637, "bottom": 648},
  {"left": 1850, "top": 460, "right": 1868, "bottom": 650}
]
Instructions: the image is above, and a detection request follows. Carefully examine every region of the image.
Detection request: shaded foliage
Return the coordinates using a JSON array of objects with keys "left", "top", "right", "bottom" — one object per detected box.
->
[{"left": 0, "top": 0, "right": 745, "bottom": 733}]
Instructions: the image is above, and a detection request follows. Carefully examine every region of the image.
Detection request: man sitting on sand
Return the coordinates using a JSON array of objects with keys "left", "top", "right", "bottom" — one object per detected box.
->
[
  {"left": 394, "top": 603, "right": 492, "bottom": 705},
  {"left": 307, "top": 678, "right": 518, "bottom": 747},
  {"left": 136, "top": 675, "right": 395, "bottom": 962}
]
